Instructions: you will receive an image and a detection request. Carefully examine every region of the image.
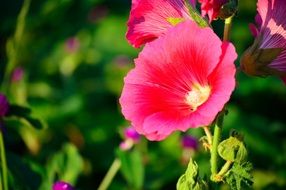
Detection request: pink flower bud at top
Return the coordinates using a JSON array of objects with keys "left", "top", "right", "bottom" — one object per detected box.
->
[
  {"left": 124, "top": 126, "right": 140, "bottom": 143},
  {"left": 181, "top": 135, "right": 198, "bottom": 150},
  {"left": 11, "top": 67, "right": 24, "bottom": 83},
  {"left": 126, "top": 0, "right": 192, "bottom": 48},
  {"left": 0, "top": 94, "right": 9, "bottom": 117},
  {"left": 52, "top": 181, "right": 74, "bottom": 190},
  {"left": 199, "top": 0, "right": 228, "bottom": 22}
]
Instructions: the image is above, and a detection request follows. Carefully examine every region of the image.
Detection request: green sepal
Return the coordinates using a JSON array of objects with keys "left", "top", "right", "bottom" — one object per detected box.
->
[
  {"left": 225, "top": 162, "right": 253, "bottom": 190},
  {"left": 187, "top": 3, "right": 209, "bottom": 27},
  {"left": 218, "top": 136, "right": 247, "bottom": 163}
]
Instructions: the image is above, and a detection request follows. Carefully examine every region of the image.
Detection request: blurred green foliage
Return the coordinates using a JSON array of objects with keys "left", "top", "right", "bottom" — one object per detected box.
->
[{"left": 0, "top": 0, "right": 286, "bottom": 189}]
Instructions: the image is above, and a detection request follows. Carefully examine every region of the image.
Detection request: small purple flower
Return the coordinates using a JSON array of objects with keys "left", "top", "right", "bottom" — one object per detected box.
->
[
  {"left": 181, "top": 135, "right": 198, "bottom": 150},
  {"left": 52, "top": 181, "right": 74, "bottom": 190},
  {"left": 11, "top": 67, "right": 24, "bottom": 82},
  {"left": 0, "top": 94, "right": 9, "bottom": 117},
  {"left": 119, "top": 126, "right": 141, "bottom": 151},
  {"left": 88, "top": 6, "right": 108, "bottom": 22},
  {"left": 65, "top": 37, "right": 80, "bottom": 53},
  {"left": 124, "top": 126, "right": 140, "bottom": 143}
]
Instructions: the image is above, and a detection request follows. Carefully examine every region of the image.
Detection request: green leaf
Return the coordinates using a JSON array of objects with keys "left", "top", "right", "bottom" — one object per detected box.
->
[
  {"left": 177, "top": 175, "right": 189, "bottom": 190},
  {"left": 39, "top": 143, "right": 84, "bottom": 190},
  {"left": 7, "top": 105, "right": 32, "bottom": 116},
  {"left": 225, "top": 162, "right": 253, "bottom": 190},
  {"left": 176, "top": 158, "right": 208, "bottom": 190},
  {"left": 218, "top": 137, "right": 247, "bottom": 163},
  {"left": 21, "top": 116, "right": 46, "bottom": 129},
  {"left": 117, "top": 148, "right": 144, "bottom": 189},
  {"left": 185, "top": 158, "right": 199, "bottom": 183},
  {"left": 6, "top": 104, "right": 47, "bottom": 129}
]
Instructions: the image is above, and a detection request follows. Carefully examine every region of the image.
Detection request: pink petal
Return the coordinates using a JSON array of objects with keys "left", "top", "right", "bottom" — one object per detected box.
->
[
  {"left": 255, "top": 13, "right": 262, "bottom": 27},
  {"left": 126, "top": 0, "right": 191, "bottom": 48},
  {"left": 198, "top": 0, "right": 227, "bottom": 22}
]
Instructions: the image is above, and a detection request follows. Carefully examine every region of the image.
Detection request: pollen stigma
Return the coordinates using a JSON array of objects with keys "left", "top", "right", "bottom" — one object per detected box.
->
[{"left": 185, "top": 84, "right": 211, "bottom": 111}]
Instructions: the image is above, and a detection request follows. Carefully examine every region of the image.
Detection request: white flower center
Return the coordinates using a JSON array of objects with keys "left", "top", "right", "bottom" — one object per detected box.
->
[{"left": 185, "top": 84, "right": 211, "bottom": 111}]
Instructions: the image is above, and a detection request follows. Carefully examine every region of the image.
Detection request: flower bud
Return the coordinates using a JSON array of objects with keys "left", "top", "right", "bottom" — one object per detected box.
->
[
  {"left": 240, "top": 38, "right": 284, "bottom": 77},
  {"left": 119, "top": 126, "right": 141, "bottom": 151},
  {"left": 240, "top": 0, "right": 286, "bottom": 82},
  {"left": 218, "top": 0, "right": 238, "bottom": 19},
  {"left": 181, "top": 135, "right": 198, "bottom": 150},
  {"left": 124, "top": 126, "right": 140, "bottom": 143},
  {"left": 52, "top": 181, "right": 74, "bottom": 190},
  {"left": 11, "top": 67, "right": 24, "bottom": 83}
]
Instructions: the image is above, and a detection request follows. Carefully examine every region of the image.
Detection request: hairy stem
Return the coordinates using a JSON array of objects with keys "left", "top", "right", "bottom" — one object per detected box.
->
[
  {"left": 98, "top": 158, "right": 121, "bottom": 190},
  {"left": 210, "top": 112, "right": 224, "bottom": 181}
]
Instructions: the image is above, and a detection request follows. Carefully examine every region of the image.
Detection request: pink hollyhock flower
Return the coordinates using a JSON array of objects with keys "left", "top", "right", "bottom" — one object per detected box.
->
[
  {"left": 240, "top": 0, "right": 286, "bottom": 83},
  {"left": 199, "top": 0, "right": 227, "bottom": 21},
  {"left": 120, "top": 21, "right": 236, "bottom": 141},
  {"left": 126, "top": 0, "right": 192, "bottom": 48}
]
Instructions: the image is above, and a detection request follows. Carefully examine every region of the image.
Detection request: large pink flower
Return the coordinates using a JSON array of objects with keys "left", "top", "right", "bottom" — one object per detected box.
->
[
  {"left": 199, "top": 0, "right": 227, "bottom": 21},
  {"left": 120, "top": 21, "right": 237, "bottom": 141},
  {"left": 126, "top": 0, "right": 192, "bottom": 48},
  {"left": 240, "top": 0, "right": 286, "bottom": 83}
]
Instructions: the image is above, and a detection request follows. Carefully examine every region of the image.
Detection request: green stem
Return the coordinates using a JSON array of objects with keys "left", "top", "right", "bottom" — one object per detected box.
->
[
  {"left": 210, "top": 113, "right": 224, "bottom": 181},
  {"left": 223, "top": 16, "right": 233, "bottom": 41},
  {"left": 98, "top": 158, "right": 121, "bottom": 190},
  {"left": 0, "top": 131, "right": 8, "bottom": 190}
]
